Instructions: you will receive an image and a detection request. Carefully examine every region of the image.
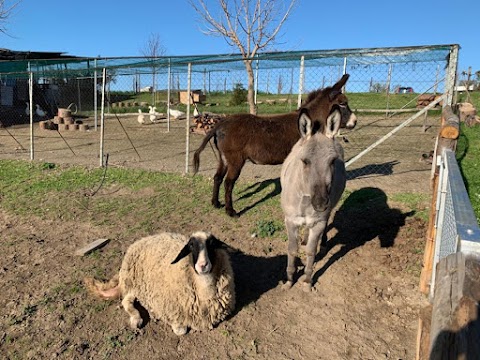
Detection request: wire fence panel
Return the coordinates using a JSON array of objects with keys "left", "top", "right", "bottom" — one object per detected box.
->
[
  {"left": 0, "top": 45, "right": 458, "bottom": 195},
  {"left": 429, "top": 148, "right": 480, "bottom": 299}
]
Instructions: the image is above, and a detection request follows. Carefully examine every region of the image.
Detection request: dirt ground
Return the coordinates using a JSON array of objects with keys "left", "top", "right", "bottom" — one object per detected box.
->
[
  {"left": 0, "top": 186, "right": 429, "bottom": 360},
  {"left": 0, "top": 111, "right": 437, "bottom": 359},
  {"left": 0, "top": 110, "right": 439, "bottom": 194}
]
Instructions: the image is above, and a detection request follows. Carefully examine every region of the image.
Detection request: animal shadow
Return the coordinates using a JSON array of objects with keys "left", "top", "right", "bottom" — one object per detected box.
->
[
  {"left": 133, "top": 300, "right": 151, "bottom": 329},
  {"left": 226, "top": 245, "right": 286, "bottom": 313},
  {"left": 312, "top": 187, "right": 415, "bottom": 285},
  {"left": 429, "top": 302, "right": 480, "bottom": 359},
  {"left": 346, "top": 160, "right": 400, "bottom": 180},
  {"left": 236, "top": 178, "right": 281, "bottom": 216}
]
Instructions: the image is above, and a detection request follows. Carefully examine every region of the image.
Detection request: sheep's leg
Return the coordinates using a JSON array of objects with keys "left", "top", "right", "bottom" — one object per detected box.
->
[
  {"left": 171, "top": 324, "right": 188, "bottom": 336},
  {"left": 212, "top": 159, "right": 227, "bottom": 209},
  {"left": 303, "top": 220, "right": 327, "bottom": 291},
  {"left": 121, "top": 293, "right": 143, "bottom": 329},
  {"left": 283, "top": 218, "right": 299, "bottom": 289}
]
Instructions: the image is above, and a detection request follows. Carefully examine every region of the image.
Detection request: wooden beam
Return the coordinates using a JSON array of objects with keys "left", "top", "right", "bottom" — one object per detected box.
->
[
  {"left": 74, "top": 238, "right": 110, "bottom": 256},
  {"left": 429, "top": 252, "right": 480, "bottom": 358},
  {"left": 416, "top": 304, "right": 433, "bottom": 360},
  {"left": 419, "top": 175, "right": 438, "bottom": 294}
]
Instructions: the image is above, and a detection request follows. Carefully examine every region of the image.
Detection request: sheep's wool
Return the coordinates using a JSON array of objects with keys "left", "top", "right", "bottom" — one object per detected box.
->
[{"left": 118, "top": 232, "right": 235, "bottom": 331}]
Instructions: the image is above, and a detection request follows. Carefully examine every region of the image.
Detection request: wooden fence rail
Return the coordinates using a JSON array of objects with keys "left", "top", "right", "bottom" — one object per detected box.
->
[{"left": 416, "top": 105, "right": 480, "bottom": 359}]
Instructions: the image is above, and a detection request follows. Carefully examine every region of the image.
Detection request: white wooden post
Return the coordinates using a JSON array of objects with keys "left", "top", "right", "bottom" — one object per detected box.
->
[
  {"left": 297, "top": 56, "right": 305, "bottom": 108},
  {"left": 185, "top": 63, "right": 192, "bottom": 174},
  {"left": 99, "top": 68, "right": 106, "bottom": 167}
]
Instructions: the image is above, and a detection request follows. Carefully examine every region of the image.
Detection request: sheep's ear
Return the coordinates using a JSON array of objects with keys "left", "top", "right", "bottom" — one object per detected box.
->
[
  {"left": 171, "top": 240, "right": 192, "bottom": 264},
  {"left": 207, "top": 235, "right": 223, "bottom": 249}
]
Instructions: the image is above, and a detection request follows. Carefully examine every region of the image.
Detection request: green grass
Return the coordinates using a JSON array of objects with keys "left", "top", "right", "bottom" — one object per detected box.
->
[
  {"left": 0, "top": 159, "right": 430, "bottom": 238},
  {"left": 457, "top": 91, "right": 480, "bottom": 110},
  {"left": 456, "top": 123, "right": 480, "bottom": 223},
  {"left": 101, "top": 89, "right": 445, "bottom": 116}
]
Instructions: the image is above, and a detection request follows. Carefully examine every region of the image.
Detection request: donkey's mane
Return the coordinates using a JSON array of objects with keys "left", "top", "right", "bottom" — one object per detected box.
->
[{"left": 303, "top": 86, "right": 332, "bottom": 106}]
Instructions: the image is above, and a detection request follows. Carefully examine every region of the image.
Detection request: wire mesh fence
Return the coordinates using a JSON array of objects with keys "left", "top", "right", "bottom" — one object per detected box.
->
[{"left": 0, "top": 44, "right": 458, "bottom": 194}]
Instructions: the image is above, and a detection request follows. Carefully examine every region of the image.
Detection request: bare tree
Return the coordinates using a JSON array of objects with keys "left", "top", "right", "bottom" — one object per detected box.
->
[
  {"left": 0, "top": 1, "right": 20, "bottom": 35},
  {"left": 140, "top": 33, "right": 166, "bottom": 105},
  {"left": 189, "top": 0, "right": 297, "bottom": 114}
]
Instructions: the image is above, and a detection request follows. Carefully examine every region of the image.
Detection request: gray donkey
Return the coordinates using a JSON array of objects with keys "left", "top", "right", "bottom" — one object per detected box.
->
[{"left": 280, "top": 109, "right": 346, "bottom": 291}]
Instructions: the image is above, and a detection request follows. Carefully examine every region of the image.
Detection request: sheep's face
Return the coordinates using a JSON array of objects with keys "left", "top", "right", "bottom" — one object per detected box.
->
[{"left": 171, "top": 231, "right": 223, "bottom": 275}]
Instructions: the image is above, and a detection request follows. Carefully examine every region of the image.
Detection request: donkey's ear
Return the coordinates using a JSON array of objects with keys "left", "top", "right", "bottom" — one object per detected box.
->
[
  {"left": 325, "top": 110, "right": 342, "bottom": 139},
  {"left": 328, "top": 90, "right": 341, "bottom": 101},
  {"left": 332, "top": 74, "right": 349, "bottom": 92},
  {"left": 171, "top": 239, "right": 193, "bottom": 264},
  {"left": 298, "top": 109, "right": 313, "bottom": 138}
]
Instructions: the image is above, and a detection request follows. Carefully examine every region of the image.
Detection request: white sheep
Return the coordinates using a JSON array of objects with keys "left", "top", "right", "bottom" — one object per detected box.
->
[{"left": 84, "top": 231, "right": 236, "bottom": 335}]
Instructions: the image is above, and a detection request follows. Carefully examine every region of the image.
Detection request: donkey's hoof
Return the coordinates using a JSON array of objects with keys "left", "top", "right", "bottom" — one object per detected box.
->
[
  {"left": 302, "top": 282, "right": 313, "bottom": 292},
  {"left": 226, "top": 209, "right": 239, "bottom": 218},
  {"left": 212, "top": 201, "right": 222, "bottom": 209},
  {"left": 282, "top": 281, "right": 293, "bottom": 290}
]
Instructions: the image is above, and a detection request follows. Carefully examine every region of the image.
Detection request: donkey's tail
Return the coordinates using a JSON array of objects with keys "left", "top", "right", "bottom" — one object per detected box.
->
[
  {"left": 84, "top": 274, "right": 121, "bottom": 300},
  {"left": 193, "top": 127, "right": 217, "bottom": 174}
]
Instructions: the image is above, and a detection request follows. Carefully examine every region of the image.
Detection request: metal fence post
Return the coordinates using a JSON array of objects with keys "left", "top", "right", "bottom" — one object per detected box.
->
[
  {"left": 29, "top": 71, "right": 34, "bottom": 160},
  {"left": 99, "top": 68, "right": 106, "bottom": 167},
  {"left": 445, "top": 45, "right": 459, "bottom": 107},
  {"left": 94, "top": 59, "right": 98, "bottom": 131},
  {"left": 297, "top": 55, "right": 305, "bottom": 108},
  {"left": 185, "top": 63, "right": 192, "bottom": 174}
]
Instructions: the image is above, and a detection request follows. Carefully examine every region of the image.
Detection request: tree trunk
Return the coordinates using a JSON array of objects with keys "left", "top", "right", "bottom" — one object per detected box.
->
[{"left": 244, "top": 59, "right": 257, "bottom": 115}]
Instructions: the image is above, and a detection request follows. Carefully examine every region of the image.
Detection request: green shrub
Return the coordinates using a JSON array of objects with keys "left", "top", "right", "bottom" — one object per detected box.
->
[{"left": 230, "top": 83, "right": 247, "bottom": 106}]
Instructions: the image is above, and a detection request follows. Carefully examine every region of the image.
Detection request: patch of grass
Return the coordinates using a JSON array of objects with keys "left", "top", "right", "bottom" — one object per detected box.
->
[
  {"left": 253, "top": 219, "right": 283, "bottom": 238},
  {"left": 107, "top": 335, "right": 123, "bottom": 349},
  {"left": 457, "top": 123, "right": 480, "bottom": 223},
  {"left": 9, "top": 304, "right": 38, "bottom": 325},
  {"left": 0, "top": 159, "right": 433, "bottom": 238}
]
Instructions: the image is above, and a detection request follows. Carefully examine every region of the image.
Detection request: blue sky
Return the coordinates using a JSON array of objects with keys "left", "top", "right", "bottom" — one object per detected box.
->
[{"left": 2, "top": 0, "right": 478, "bottom": 78}]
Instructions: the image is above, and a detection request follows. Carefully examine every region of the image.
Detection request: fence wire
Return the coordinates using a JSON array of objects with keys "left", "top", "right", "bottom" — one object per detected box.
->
[{"left": 0, "top": 44, "right": 458, "bottom": 195}]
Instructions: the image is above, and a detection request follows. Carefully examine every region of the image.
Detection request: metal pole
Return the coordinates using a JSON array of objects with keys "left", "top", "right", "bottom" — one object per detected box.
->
[
  {"left": 29, "top": 71, "right": 34, "bottom": 160},
  {"left": 342, "top": 57, "right": 347, "bottom": 92},
  {"left": 167, "top": 59, "right": 171, "bottom": 132},
  {"left": 99, "top": 68, "right": 106, "bottom": 167},
  {"left": 94, "top": 59, "right": 98, "bottom": 131},
  {"left": 203, "top": 68, "right": 207, "bottom": 94},
  {"left": 345, "top": 94, "right": 445, "bottom": 168},
  {"left": 254, "top": 57, "right": 259, "bottom": 105},
  {"left": 185, "top": 63, "right": 192, "bottom": 174},
  {"left": 77, "top": 78, "right": 81, "bottom": 113},
  {"left": 433, "top": 65, "right": 440, "bottom": 95},
  {"left": 386, "top": 63, "right": 393, "bottom": 117},
  {"left": 297, "top": 55, "right": 305, "bottom": 108},
  {"left": 445, "top": 45, "right": 459, "bottom": 107}
]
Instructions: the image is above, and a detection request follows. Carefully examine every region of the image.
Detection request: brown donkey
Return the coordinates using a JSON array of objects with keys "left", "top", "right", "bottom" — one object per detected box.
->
[{"left": 193, "top": 74, "right": 356, "bottom": 217}]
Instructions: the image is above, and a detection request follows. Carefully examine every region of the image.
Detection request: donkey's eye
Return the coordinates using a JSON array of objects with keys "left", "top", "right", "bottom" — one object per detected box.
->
[{"left": 302, "top": 158, "right": 311, "bottom": 166}]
